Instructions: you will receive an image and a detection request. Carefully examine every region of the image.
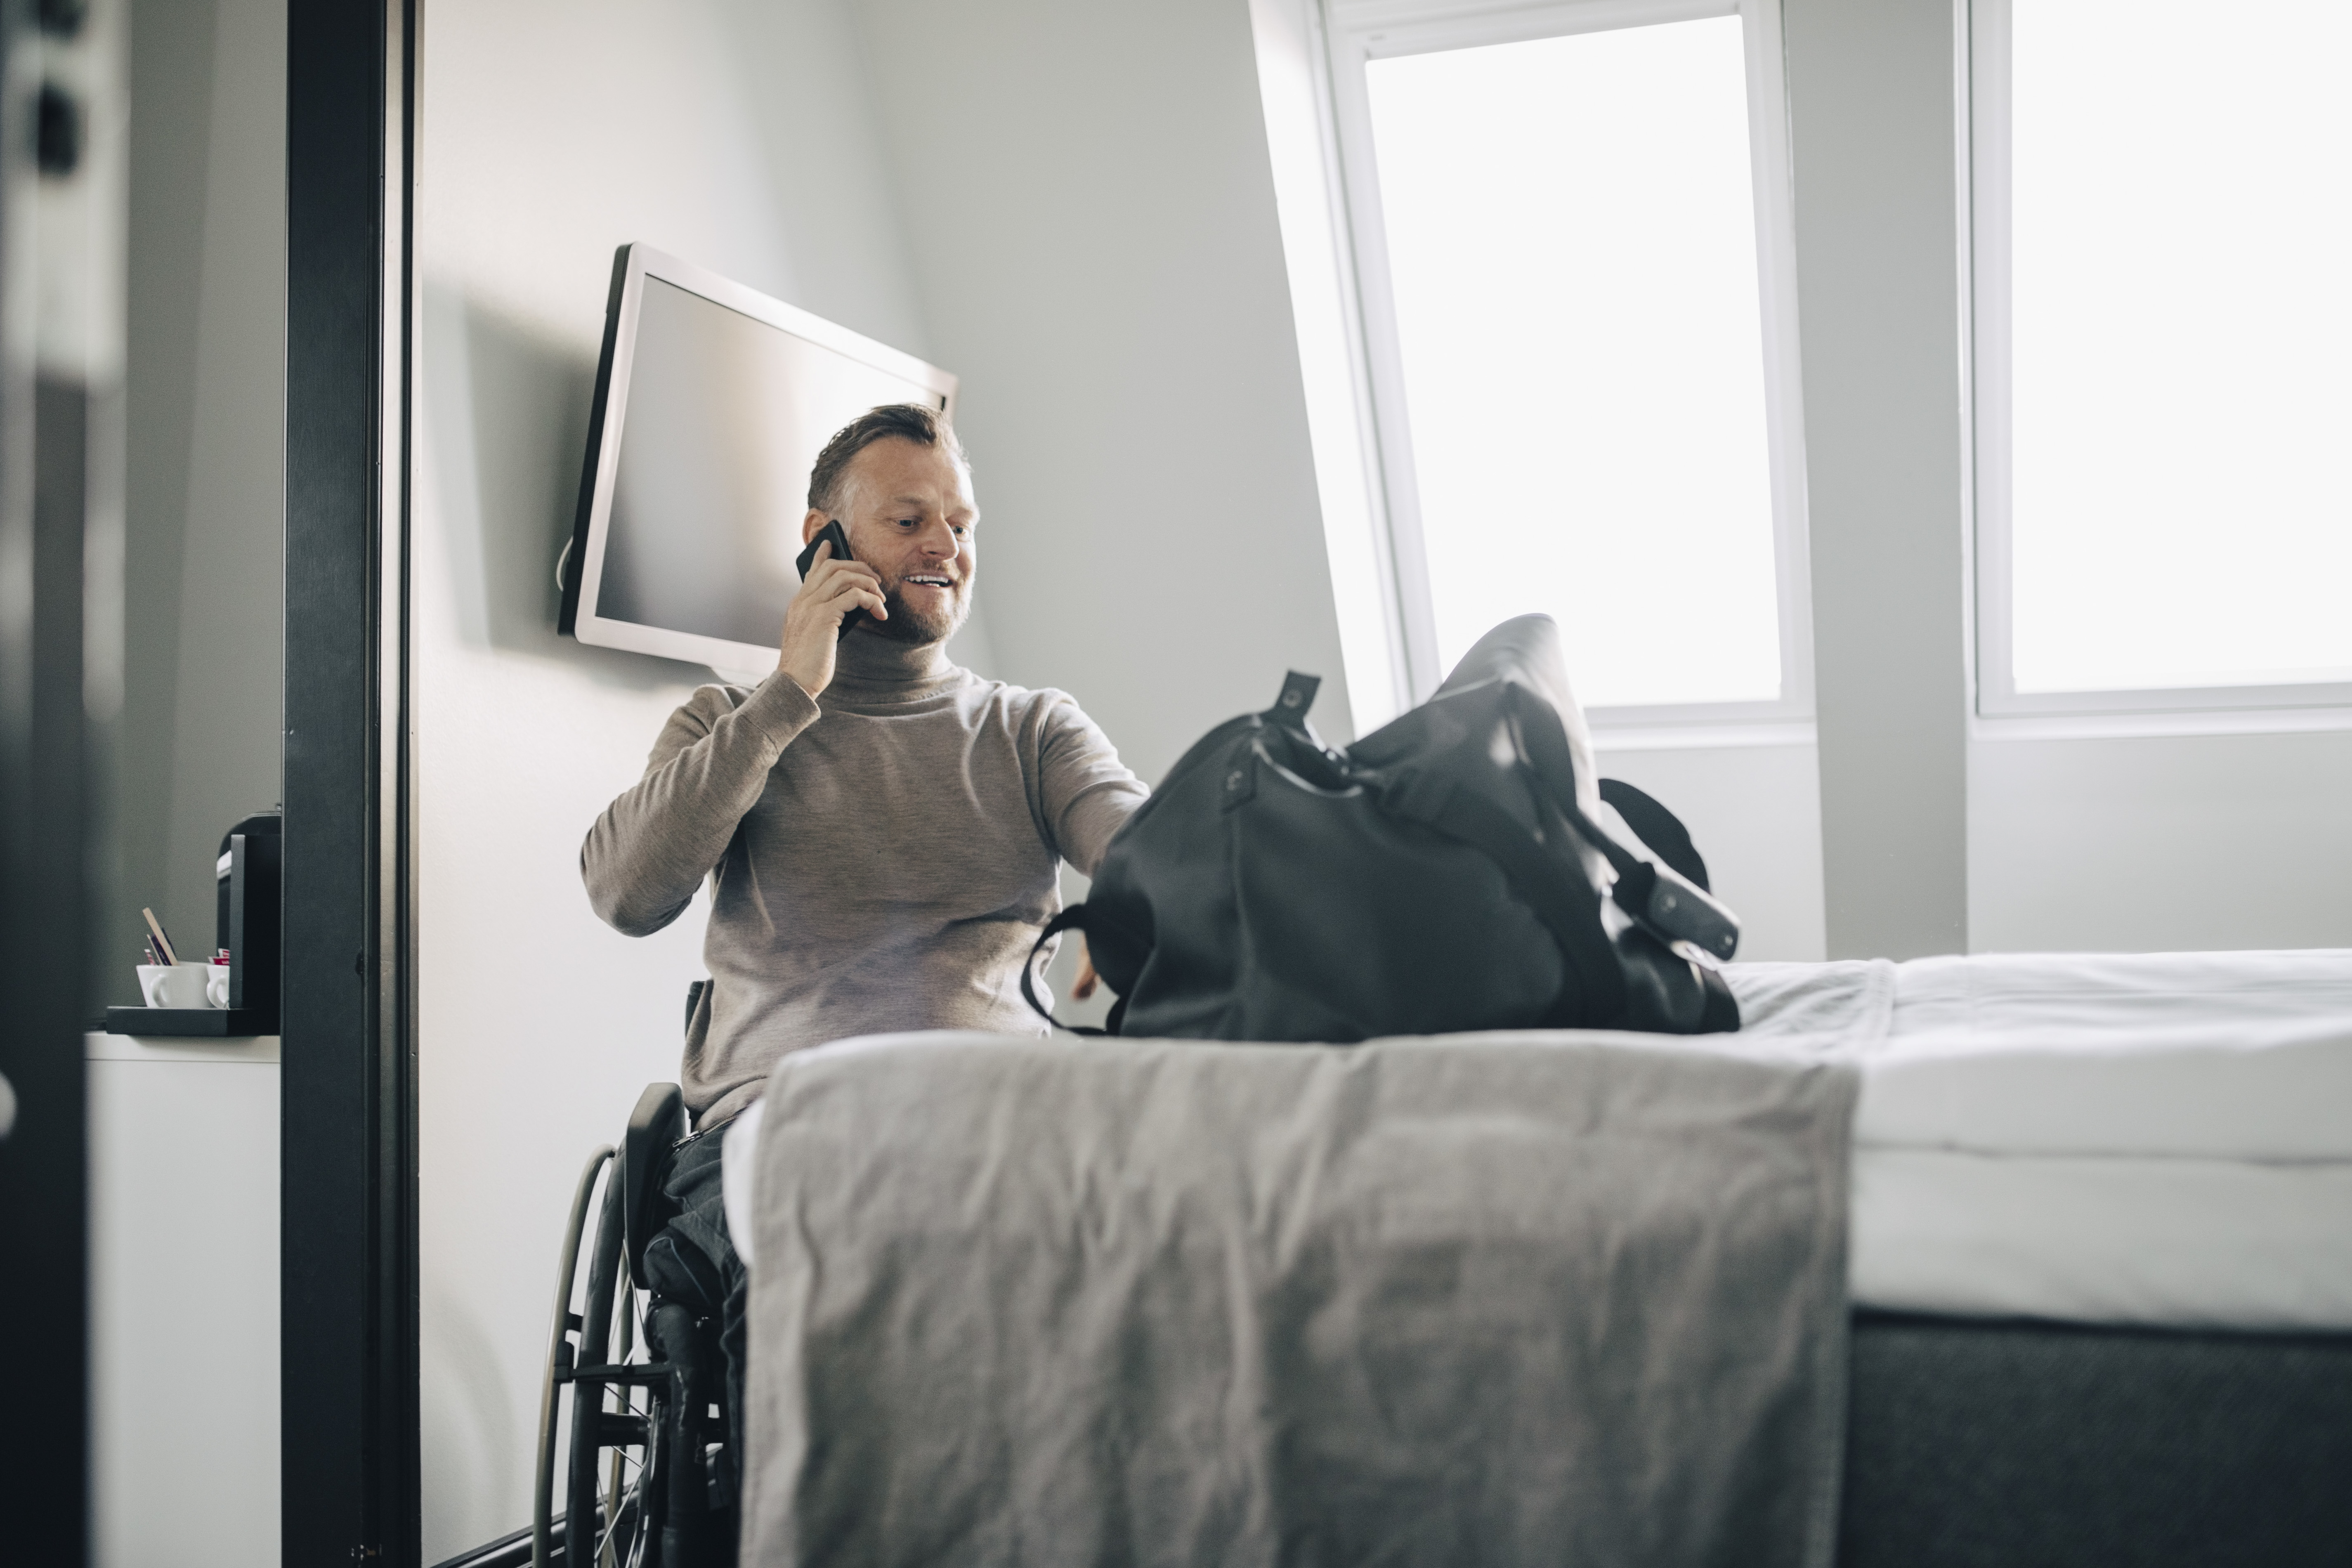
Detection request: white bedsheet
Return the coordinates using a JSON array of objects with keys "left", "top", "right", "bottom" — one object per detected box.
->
[
  {"left": 724, "top": 949, "right": 2352, "bottom": 1332},
  {"left": 1861, "top": 949, "right": 2352, "bottom": 1161}
]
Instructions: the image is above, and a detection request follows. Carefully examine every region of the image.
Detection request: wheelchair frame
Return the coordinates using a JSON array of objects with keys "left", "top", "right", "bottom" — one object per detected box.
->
[{"left": 533, "top": 1077, "right": 733, "bottom": 1568}]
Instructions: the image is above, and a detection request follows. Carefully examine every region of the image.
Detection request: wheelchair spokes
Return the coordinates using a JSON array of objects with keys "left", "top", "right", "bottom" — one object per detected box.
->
[{"left": 536, "top": 1139, "right": 732, "bottom": 1568}]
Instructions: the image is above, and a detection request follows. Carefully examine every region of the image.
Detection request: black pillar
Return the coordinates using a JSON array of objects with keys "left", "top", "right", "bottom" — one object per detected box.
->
[{"left": 283, "top": 0, "right": 417, "bottom": 1561}]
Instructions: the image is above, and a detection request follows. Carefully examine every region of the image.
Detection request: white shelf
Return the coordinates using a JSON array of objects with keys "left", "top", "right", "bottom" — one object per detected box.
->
[{"left": 87, "top": 1032, "right": 280, "bottom": 1567}]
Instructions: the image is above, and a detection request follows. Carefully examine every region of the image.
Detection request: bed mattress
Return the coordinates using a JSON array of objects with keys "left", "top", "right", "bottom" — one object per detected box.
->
[
  {"left": 1792, "top": 949, "right": 2352, "bottom": 1331},
  {"left": 723, "top": 949, "right": 2352, "bottom": 1333}
]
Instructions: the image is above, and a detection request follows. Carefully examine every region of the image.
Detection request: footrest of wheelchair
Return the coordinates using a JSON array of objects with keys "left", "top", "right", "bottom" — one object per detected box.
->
[{"left": 558, "top": 1361, "right": 672, "bottom": 1386}]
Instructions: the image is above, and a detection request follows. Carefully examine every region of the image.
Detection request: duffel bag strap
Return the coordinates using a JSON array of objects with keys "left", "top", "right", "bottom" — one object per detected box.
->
[
  {"left": 1020, "top": 906, "right": 1114, "bottom": 1036},
  {"left": 1387, "top": 774, "right": 1627, "bottom": 1027},
  {"left": 1507, "top": 685, "right": 1741, "bottom": 962}
]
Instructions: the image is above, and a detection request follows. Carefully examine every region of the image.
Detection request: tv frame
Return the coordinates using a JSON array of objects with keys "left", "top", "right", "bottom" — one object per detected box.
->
[{"left": 558, "top": 242, "right": 959, "bottom": 673}]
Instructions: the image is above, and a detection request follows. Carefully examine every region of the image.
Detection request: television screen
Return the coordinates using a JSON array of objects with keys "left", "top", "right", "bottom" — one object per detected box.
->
[{"left": 560, "top": 245, "right": 958, "bottom": 673}]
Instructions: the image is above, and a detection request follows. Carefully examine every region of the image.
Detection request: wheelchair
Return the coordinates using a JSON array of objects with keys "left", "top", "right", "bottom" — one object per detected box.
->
[{"left": 533, "top": 987, "right": 734, "bottom": 1567}]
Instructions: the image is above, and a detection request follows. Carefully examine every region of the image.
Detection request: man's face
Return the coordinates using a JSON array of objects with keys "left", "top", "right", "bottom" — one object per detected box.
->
[{"left": 803, "top": 435, "right": 977, "bottom": 646}]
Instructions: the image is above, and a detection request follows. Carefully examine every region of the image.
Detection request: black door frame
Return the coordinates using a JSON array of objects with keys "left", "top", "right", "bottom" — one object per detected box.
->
[{"left": 283, "top": 0, "right": 420, "bottom": 1562}]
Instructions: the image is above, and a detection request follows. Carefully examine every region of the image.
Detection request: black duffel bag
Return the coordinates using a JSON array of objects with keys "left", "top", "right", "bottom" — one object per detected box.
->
[{"left": 1023, "top": 614, "right": 1741, "bottom": 1041}]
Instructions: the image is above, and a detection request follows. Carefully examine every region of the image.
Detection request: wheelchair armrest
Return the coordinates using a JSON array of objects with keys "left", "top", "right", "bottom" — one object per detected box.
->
[{"left": 621, "top": 1081, "right": 685, "bottom": 1282}]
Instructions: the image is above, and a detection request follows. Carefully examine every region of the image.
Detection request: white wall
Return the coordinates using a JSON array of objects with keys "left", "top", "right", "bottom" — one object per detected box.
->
[
  {"left": 112, "top": 0, "right": 284, "bottom": 1001},
  {"left": 413, "top": 0, "right": 944, "bottom": 1554},
  {"left": 1972, "top": 728, "right": 2352, "bottom": 953}
]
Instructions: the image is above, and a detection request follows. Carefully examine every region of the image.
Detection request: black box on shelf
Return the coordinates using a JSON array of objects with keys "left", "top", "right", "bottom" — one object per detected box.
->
[
  {"left": 219, "top": 814, "right": 281, "bottom": 1026},
  {"left": 107, "top": 810, "right": 281, "bottom": 1038}
]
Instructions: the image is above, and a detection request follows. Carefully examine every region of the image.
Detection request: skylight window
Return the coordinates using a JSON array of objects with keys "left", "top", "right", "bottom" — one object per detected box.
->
[
  {"left": 1983, "top": 0, "right": 2352, "bottom": 703},
  {"left": 1334, "top": 6, "right": 1807, "bottom": 717}
]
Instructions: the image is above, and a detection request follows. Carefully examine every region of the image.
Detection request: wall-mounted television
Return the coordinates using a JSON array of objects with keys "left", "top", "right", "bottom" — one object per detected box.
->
[{"left": 559, "top": 243, "right": 959, "bottom": 674}]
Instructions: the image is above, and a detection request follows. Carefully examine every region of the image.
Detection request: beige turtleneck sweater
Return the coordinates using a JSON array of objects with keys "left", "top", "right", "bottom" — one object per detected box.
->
[{"left": 582, "top": 633, "right": 1148, "bottom": 1129}]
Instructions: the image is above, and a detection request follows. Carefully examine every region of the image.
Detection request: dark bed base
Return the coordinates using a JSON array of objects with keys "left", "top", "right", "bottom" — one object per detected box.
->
[
  {"left": 437, "top": 1309, "right": 2352, "bottom": 1568},
  {"left": 1840, "top": 1311, "right": 2352, "bottom": 1568}
]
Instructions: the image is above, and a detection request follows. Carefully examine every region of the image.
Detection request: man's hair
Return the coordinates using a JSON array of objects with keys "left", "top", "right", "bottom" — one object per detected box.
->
[{"left": 806, "top": 403, "right": 966, "bottom": 515}]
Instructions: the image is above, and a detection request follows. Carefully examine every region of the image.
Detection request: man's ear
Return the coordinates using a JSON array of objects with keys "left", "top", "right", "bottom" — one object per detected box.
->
[{"left": 801, "top": 509, "right": 828, "bottom": 545}]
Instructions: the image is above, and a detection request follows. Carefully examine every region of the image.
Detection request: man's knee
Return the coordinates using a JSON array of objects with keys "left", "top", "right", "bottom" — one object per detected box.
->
[{"left": 642, "top": 1125, "right": 739, "bottom": 1308}]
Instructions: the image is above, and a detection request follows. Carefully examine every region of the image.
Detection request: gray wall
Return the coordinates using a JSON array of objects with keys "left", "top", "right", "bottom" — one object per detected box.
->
[
  {"left": 1783, "top": 0, "right": 1970, "bottom": 959},
  {"left": 855, "top": 0, "right": 1355, "bottom": 780},
  {"left": 1972, "top": 730, "right": 2352, "bottom": 952},
  {"left": 1599, "top": 740, "right": 1828, "bottom": 961},
  {"left": 112, "top": 0, "right": 285, "bottom": 998}
]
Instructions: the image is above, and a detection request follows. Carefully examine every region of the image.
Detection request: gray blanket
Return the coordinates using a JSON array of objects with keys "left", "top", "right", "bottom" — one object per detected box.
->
[{"left": 741, "top": 1024, "right": 1858, "bottom": 1568}]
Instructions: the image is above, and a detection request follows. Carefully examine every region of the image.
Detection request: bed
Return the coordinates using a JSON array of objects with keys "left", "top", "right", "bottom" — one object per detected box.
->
[
  {"left": 1749, "top": 949, "right": 2352, "bottom": 1567},
  {"left": 722, "top": 949, "right": 2352, "bottom": 1566}
]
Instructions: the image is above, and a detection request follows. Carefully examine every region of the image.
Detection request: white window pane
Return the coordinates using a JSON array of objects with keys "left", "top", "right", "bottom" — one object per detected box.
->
[
  {"left": 1367, "top": 17, "right": 1781, "bottom": 707},
  {"left": 2010, "top": 0, "right": 2352, "bottom": 692}
]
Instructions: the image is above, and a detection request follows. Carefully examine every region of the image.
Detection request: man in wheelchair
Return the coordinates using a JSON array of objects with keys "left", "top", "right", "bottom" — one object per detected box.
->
[{"left": 576, "top": 404, "right": 1148, "bottom": 1558}]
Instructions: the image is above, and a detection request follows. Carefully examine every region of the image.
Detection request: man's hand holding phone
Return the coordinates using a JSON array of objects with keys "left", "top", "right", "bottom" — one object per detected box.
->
[{"left": 779, "top": 535, "right": 888, "bottom": 698}]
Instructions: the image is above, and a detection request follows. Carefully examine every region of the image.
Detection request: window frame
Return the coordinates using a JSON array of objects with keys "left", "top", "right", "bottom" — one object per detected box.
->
[
  {"left": 1319, "top": 0, "right": 1817, "bottom": 739},
  {"left": 1968, "top": 0, "right": 2352, "bottom": 725}
]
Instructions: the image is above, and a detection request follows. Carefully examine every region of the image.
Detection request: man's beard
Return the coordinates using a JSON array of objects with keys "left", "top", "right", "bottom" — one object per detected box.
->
[{"left": 862, "top": 580, "right": 969, "bottom": 646}]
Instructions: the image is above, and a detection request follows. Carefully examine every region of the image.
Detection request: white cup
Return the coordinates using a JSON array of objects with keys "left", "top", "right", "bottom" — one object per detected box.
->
[
  {"left": 137, "top": 962, "right": 213, "bottom": 1010},
  {"left": 205, "top": 965, "right": 232, "bottom": 1008}
]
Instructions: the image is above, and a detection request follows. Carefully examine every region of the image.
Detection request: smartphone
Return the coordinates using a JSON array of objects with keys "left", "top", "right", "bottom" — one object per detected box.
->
[{"left": 793, "top": 519, "right": 865, "bottom": 638}]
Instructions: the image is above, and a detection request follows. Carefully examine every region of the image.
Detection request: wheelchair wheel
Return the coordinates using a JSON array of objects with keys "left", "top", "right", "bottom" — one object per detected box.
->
[
  {"left": 536, "top": 1144, "right": 734, "bottom": 1568},
  {"left": 534, "top": 1146, "right": 657, "bottom": 1566}
]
